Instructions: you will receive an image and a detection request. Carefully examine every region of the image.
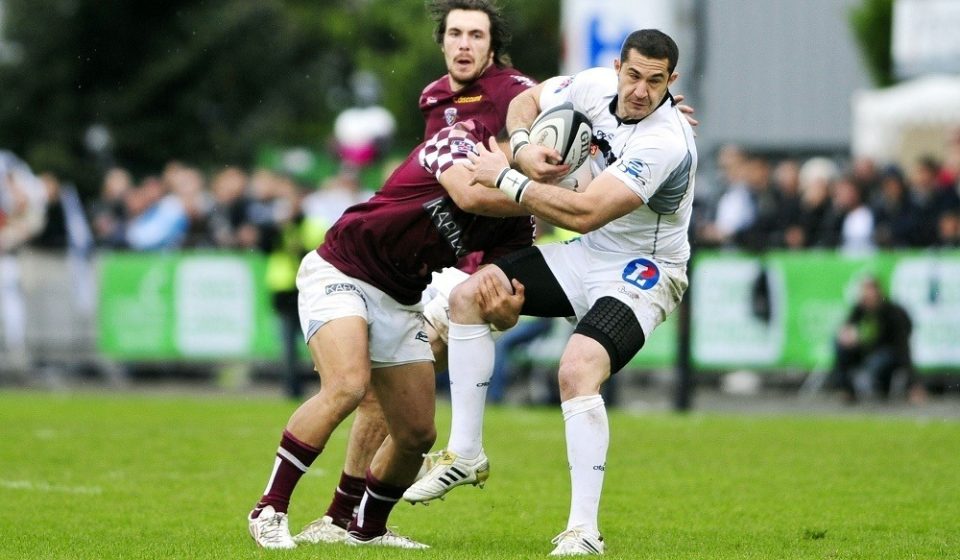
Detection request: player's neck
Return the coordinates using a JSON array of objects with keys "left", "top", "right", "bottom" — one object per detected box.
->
[{"left": 447, "top": 61, "right": 494, "bottom": 92}]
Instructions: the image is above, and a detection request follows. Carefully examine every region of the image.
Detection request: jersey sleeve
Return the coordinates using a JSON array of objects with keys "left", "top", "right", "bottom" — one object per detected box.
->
[
  {"left": 538, "top": 68, "right": 615, "bottom": 117},
  {"left": 418, "top": 121, "right": 482, "bottom": 179}
]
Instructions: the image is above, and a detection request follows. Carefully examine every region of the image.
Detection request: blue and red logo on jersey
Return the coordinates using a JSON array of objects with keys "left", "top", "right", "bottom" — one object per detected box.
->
[{"left": 622, "top": 258, "right": 660, "bottom": 290}]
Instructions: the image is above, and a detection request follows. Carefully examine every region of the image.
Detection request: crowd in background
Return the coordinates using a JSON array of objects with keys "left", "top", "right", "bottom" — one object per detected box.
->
[{"left": 693, "top": 129, "right": 960, "bottom": 253}]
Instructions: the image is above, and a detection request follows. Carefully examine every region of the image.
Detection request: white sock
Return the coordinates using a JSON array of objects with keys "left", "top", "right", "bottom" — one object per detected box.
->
[
  {"left": 446, "top": 322, "right": 494, "bottom": 458},
  {"left": 561, "top": 394, "right": 608, "bottom": 532}
]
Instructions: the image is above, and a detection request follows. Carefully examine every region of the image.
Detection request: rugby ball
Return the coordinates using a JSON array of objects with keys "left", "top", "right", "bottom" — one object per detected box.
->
[{"left": 529, "top": 102, "right": 592, "bottom": 179}]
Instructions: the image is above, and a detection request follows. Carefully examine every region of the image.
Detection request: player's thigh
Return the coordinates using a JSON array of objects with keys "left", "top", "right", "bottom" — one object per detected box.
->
[
  {"left": 307, "top": 316, "right": 370, "bottom": 393},
  {"left": 493, "top": 245, "right": 576, "bottom": 318},
  {"left": 370, "top": 361, "right": 437, "bottom": 446}
]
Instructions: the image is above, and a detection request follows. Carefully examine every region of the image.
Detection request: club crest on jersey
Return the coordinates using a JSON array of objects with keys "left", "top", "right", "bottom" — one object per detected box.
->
[
  {"left": 622, "top": 258, "right": 660, "bottom": 290},
  {"left": 444, "top": 107, "right": 458, "bottom": 126},
  {"left": 617, "top": 158, "right": 652, "bottom": 186}
]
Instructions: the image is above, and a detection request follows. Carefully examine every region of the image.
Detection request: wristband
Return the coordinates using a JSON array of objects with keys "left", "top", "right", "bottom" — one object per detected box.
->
[
  {"left": 509, "top": 128, "right": 530, "bottom": 159},
  {"left": 496, "top": 168, "right": 531, "bottom": 203}
]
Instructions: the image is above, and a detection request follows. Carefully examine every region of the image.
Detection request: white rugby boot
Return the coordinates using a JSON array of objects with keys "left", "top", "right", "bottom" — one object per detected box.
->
[
  {"left": 292, "top": 515, "right": 348, "bottom": 544},
  {"left": 247, "top": 505, "right": 296, "bottom": 549},
  {"left": 345, "top": 529, "right": 430, "bottom": 549},
  {"left": 415, "top": 450, "right": 443, "bottom": 481},
  {"left": 549, "top": 527, "right": 605, "bottom": 556},
  {"left": 402, "top": 449, "right": 489, "bottom": 503}
]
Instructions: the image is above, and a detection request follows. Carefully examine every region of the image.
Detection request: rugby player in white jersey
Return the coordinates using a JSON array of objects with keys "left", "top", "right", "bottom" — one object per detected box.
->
[{"left": 405, "top": 29, "right": 698, "bottom": 556}]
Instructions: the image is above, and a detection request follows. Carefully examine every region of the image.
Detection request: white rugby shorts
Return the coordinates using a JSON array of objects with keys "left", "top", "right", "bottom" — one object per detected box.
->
[
  {"left": 537, "top": 239, "right": 687, "bottom": 338},
  {"left": 297, "top": 251, "right": 433, "bottom": 368}
]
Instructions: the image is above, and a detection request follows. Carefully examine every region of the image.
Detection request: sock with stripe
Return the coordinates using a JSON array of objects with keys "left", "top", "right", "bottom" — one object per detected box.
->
[
  {"left": 347, "top": 470, "right": 407, "bottom": 540},
  {"left": 252, "top": 429, "right": 321, "bottom": 516},
  {"left": 323, "top": 471, "right": 366, "bottom": 529},
  {"left": 561, "top": 394, "right": 608, "bottom": 533}
]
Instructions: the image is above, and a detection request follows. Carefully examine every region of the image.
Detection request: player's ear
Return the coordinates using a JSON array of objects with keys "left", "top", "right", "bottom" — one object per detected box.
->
[
  {"left": 614, "top": 58, "right": 621, "bottom": 73},
  {"left": 668, "top": 71, "right": 679, "bottom": 86}
]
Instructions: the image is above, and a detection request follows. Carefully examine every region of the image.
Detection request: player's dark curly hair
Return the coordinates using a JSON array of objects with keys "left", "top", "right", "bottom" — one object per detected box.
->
[
  {"left": 620, "top": 29, "right": 679, "bottom": 74},
  {"left": 427, "top": 0, "right": 513, "bottom": 68}
]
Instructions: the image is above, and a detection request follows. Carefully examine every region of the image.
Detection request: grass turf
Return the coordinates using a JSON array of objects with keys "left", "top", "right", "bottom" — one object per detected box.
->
[{"left": 0, "top": 390, "right": 957, "bottom": 559}]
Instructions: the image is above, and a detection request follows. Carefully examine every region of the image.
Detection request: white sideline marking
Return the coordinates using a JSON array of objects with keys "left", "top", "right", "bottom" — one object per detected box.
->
[{"left": 0, "top": 479, "right": 103, "bottom": 495}]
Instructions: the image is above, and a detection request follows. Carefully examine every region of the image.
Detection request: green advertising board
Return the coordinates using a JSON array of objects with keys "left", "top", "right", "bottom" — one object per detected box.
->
[
  {"left": 98, "top": 252, "right": 280, "bottom": 360},
  {"left": 97, "top": 250, "right": 960, "bottom": 372}
]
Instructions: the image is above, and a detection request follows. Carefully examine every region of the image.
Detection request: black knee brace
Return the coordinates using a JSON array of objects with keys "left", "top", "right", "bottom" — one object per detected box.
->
[{"left": 573, "top": 296, "right": 645, "bottom": 373}]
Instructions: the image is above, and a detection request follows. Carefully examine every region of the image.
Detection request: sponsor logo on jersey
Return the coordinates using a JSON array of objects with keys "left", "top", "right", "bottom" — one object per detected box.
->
[
  {"left": 325, "top": 282, "right": 362, "bottom": 296},
  {"left": 513, "top": 75, "right": 536, "bottom": 87},
  {"left": 616, "top": 158, "right": 651, "bottom": 186},
  {"left": 453, "top": 95, "right": 482, "bottom": 104},
  {"left": 553, "top": 76, "right": 573, "bottom": 93},
  {"left": 444, "top": 107, "right": 458, "bottom": 126},
  {"left": 622, "top": 258, "right": 660, "bottom": 290},
  {"left": 425, "top": 96, "right": 438, "bottom": 105},
  {"left": 423, "top": 196, "right": 467, "bottom": 257},
  {"left": 415, "top": 330, "right": 430, "bottom": 342}
]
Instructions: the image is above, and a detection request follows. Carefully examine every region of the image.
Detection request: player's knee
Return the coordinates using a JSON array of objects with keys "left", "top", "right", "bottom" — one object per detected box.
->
[
  {"left": 557, "top": 357, "right": 604, "bottom": 399},
  {"left": 448, "top": 277, "right": 482, "bottom": 322},
  {"left": 393, "top": 420, "right": 436, "bottom": 454},
  {"left": 323, "top": 377, "right": 369, "bottom": 409}
]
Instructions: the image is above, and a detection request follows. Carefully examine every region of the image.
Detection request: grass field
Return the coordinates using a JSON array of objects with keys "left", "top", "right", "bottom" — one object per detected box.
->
[{"left": 1, "top": 390, "right": 957, "bottom": 559}]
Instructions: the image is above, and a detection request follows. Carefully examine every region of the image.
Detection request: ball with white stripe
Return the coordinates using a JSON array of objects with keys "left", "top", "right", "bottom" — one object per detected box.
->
[{"left": 529, "top": 102, "right": 593, "bottom": 183}]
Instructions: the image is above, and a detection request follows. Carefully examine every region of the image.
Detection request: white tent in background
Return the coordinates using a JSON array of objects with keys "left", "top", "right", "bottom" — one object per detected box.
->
[{"left": 852, "top": 74, "right": 960, "bottom": 166}]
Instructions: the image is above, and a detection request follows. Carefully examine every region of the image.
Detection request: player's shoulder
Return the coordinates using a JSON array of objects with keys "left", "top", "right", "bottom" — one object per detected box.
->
[
  {"left": 485, "top": 65, "right": 537, "bottom": 85},
  {"left": 420, "top": 75, "right": 450, "bottom": 99}
]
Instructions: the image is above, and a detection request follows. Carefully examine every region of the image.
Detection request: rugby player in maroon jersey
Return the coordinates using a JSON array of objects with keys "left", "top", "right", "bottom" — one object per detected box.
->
[
  {"left": 287, "top": 0, "right": 542, "bottom": 547},
  {"left": 247, "top": 118, "right": 532, "bottom": 549}
]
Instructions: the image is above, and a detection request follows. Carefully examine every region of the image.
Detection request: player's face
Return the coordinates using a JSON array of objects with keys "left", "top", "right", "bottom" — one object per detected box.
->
[
  {"left": 442, "top": 9, "right": 495, "bottom": 90},
  {"left": 615, "top": 49, "right": 678, "bottom": 121}
]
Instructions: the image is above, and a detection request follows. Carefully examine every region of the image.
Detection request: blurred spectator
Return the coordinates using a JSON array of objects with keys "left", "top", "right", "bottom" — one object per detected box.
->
[
  {"left": 936, "top": 208, "right": 960, "bottom": 247},
  {"left": 167, "top": 166, "right": 212, "bottom": 248},
  {"left": 736, "top": 154, "right": 778, "bottom": 251},
  {"left": 770, "top": 158, "right": 803, "bottom": 248},
  {"left": 208, "top": 167, "right": 257, "bottom": 249},
  {"left": 850, "top": 155, "right": 880, "bottom": 198},
  {"left": 89, "top": 167, "right": 133, "bottom": 248},
  {"left": 0, "top": 151, "right": 47, "bottom": 372},
  {"left": 793, "top": 157, "right": 837, "bottom": 248},
  {"left": 697, "top": 144, "right": 754, "bottom": 247},
  {"left": 832, "top": 276, "right": 925, "bottom": 404},
  {"left": 816, "top": 174, "right": 875, "bottom": 253},
  {"left": 124, "top": 173, "right": 189, "bottom": 251},
  {"left": 870, "top": 166, "right": 913, "bottom": 248},
  {"left": 904, "top": 156, "right": 958, "bottom": 247}
]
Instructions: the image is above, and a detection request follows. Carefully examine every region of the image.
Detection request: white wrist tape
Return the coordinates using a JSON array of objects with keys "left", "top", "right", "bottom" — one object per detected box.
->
[
  {"left": 509, "top": 128, "right": 530, "bottom": 159},
  {"left": 496, "top": 168, "right": 531, "bottom": 203}
]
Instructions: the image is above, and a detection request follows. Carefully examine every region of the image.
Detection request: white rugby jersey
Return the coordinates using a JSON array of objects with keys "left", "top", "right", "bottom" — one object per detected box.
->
[{"left": 539, "top": 67, "right": 697, "bottom": 265}]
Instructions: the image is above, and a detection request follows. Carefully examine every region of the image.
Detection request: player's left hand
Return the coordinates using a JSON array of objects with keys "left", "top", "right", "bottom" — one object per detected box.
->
[
  {"left": 673, "top": 93, "right": 699, "bottom": 127},
  {"left": 466, "top": 137, "right": 512, "bottom": 189},
  {"left": 478, "top": 275, "right": 525, "bottom": 331}
]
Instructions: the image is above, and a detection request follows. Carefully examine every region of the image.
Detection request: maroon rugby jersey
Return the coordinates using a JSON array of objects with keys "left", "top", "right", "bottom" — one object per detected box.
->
[
  {"left": 419, "top": 65, "right": 536, "bottom": 139},
  {"left": 319, "top": 120, "right": 534, "bottom": 305}
]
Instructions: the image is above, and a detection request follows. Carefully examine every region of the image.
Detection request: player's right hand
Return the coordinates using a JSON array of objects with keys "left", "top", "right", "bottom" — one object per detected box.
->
[{"left": 514, "top": 144, "right": 570, "bottom": 184}]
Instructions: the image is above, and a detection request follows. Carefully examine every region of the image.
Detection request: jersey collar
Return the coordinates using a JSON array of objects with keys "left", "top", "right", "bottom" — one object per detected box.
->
[{"left": 608, "top": 90, "right": 675, "bottom": 125}]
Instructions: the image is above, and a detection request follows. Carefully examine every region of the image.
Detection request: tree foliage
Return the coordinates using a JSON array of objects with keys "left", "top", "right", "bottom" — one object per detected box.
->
[
  {"left": 849, "top": 0, "right": 894, "bottom": 87},
  {"left": 0, "top": 0, "right": 559, "bottom": 194}
]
